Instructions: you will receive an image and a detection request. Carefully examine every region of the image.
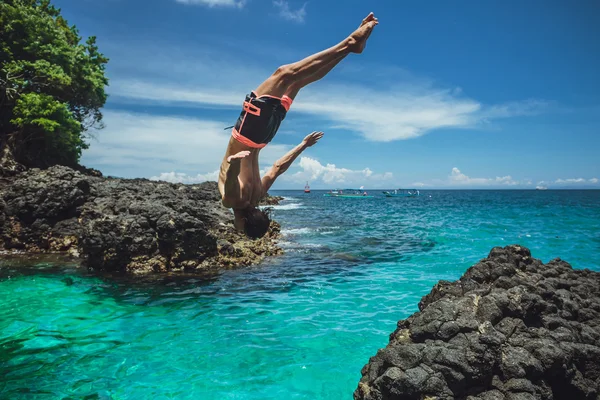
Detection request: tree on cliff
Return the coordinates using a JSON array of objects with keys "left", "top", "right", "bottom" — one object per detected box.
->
[{"left": 0, "top": 0, "right": 108, "bottom": 173}]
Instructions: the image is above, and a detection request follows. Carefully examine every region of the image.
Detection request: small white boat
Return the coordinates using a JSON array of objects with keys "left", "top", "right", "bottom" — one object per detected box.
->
[
  {"left": 323, "top": 189, "right": 373, "bottom": 198},
  {"left": 382, "top": 189, "right": 420, "bottom": 197}
]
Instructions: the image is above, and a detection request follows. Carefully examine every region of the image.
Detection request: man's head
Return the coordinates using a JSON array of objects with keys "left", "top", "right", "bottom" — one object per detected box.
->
[{"left": 241, "top": 206, "right": 271, "bottom": 239}]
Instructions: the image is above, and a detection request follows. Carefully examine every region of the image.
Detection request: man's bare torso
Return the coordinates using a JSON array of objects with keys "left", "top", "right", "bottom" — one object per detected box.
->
[{"left": 218, "top": 137, "right": 264, "bottom": 209}]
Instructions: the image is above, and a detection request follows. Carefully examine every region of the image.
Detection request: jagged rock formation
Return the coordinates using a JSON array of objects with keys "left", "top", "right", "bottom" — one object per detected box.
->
[
  {"left": 355, "top": 245, "right": 600, "bottom": 400},
  {"left": 0, "top": 166, "right": 281, "bottom": 273},
  {"left": 260, "top": 193, "right": 284, "bottom": 206}
]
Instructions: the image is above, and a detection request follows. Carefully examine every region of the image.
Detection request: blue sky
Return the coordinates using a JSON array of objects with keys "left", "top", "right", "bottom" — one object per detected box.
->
[{"left": 55, "top": 0, "right": 600, "bottom": 189}]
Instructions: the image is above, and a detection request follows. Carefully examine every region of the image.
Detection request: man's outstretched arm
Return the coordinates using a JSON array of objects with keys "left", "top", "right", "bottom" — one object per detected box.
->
[
  {"left": 261, "top": 131, "right": 324, "bottom": 193},
  {"left": 220, "top": 150, "right": 249, "bottom": 208}
]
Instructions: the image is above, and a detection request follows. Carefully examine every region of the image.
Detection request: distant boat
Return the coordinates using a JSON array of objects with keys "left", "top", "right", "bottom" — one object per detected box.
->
[
  {"left": 535, "top": 186, "right": 548, "bottom": 190},
  {"left": 323, "top": 189, "right": 373, "bottom": 198},
  {"left": 304, "top": 182, "right": 310, "bottom": 193},
  {"left": 382, "top": 189, "right": 420, "bottom": 197}
]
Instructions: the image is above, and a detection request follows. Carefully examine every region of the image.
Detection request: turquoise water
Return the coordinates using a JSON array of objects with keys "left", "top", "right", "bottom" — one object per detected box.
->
[{"left": 1, "top": 190, "right": 599, "bottom": 399}]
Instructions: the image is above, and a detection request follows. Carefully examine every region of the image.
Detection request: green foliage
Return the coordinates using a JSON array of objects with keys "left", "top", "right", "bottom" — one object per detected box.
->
[{"left": 0, "top": 0, "right": 108, "bottom": 168}]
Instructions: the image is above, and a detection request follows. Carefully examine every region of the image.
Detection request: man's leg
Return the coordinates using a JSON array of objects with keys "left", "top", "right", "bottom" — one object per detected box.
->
[
  {"left": 285, "top": 12, "right": 379, "bottom": 100},
  {"left": 283, "top": 53, "right": 346, "bottom": 100},
  {"left": 253, "top": 13, "right": 378, "bottom": 98}
]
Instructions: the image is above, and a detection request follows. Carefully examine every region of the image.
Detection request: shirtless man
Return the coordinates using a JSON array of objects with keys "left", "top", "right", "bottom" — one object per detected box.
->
[{"left": 218, "top": 13, "right": 378, "bottom": 239}]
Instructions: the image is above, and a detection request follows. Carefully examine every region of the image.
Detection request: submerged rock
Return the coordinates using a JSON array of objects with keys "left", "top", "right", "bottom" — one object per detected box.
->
[
  {"left": 0, "top": 166, "right": 281, "bottom": 273},
  {"left": 355, "top": 245, "right": 600, "bottom": 400}
]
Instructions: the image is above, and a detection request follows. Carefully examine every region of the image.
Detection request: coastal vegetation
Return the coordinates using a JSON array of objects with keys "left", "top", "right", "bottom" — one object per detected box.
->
[
  {"left": 0, "top": 0, "right": 280, "bottom": 272},
  {"left": 0, "top": 0, "right": 108, "bottom": 173}
]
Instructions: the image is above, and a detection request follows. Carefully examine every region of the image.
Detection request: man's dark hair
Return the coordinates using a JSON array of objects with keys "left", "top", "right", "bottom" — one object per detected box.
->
[{"left": 243, "top": 207, "right": 272, "bottom": 239}]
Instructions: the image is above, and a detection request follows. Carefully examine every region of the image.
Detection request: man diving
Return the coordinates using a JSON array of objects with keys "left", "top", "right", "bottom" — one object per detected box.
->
[{"left": 218, "top": 12, "right": 378, "bottom": 239}]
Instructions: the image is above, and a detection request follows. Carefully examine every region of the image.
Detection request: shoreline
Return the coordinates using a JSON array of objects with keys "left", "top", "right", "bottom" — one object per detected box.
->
[
  {"left": 355, "top": 245, "right": 600, "bottom": 399},
  {"left": 0, "top": 166, "right": 283, "bottom": 274}
]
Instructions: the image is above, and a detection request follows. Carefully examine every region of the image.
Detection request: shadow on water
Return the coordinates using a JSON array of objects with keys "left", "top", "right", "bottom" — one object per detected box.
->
[
  {"left": 0, "top": 240, "right": 433, "bottom": 315},
  {"left": 0, "top": 252, "right": 372, "bottom": 308},
  {"left": 0, "top": 190, "right": 441, "bottom": 311},
  {"left": 0, "top": 190, "right": 440, "bottom": 310},
  {"left": 0, "top": 254, "right": 223, "bottom": 304}
]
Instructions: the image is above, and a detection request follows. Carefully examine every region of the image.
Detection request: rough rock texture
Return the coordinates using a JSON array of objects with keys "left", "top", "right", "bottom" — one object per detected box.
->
[
  {"left": 0, "top": 149, "right": 26, "bottom": 177},
  {"left": 0, "top": 166, "right": 281, "bottom": 273},
  {"left": 355, "top": 245, "right": 600, "bottom": 400},
  {"left": 259, "top": 193, "right": 284, "bottom": 206}
]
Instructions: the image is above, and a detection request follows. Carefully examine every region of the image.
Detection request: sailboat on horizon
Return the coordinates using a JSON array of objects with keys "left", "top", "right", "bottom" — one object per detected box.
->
[{"left": 304, "top": 182, "right": 310, "bottom": 193}]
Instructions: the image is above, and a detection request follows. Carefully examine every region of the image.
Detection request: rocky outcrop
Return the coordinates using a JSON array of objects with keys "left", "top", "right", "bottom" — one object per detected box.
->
[
  {"left": 0, "top": 166, "right": 281, "bottom": 273},
  {"left": 355, "top": 245, "right": 600, "bottom": 400},
  {"left": 0, "top": 144, "right": 27, "bottom": 177},
  {"left": 259, "top": 193, "right": 284, "bottom": 206}
]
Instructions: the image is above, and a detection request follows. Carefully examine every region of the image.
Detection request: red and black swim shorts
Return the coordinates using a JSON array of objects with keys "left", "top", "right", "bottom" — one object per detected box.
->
[{"left": 231, "top": 92, "right": 293, "bottom": 148}]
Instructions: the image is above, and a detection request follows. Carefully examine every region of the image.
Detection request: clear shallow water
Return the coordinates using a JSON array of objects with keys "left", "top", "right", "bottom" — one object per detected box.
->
[{"left": 1, "top": 190, "right": 599, "bottom": 399}]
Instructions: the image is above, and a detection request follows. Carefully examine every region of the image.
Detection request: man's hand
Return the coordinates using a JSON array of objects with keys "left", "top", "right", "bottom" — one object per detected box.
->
[
  {"left": 227, "top": 150, "right": 250, "bottom": 163},
  {"left": 262, "top": 131, "right": 324, "bottom": 193},
  {"left": 302, "top": 131, "right": 324, "bottom": 147}
]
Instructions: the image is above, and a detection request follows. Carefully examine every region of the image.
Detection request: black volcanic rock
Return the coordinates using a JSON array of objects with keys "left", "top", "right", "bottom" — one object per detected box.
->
[
  {"left": 259, "top": 193, "right": 284, "bottom": 206},
  {"left": 355, "top": 245, "right": 600, "bottom": 400},
  {"left": 0, "top": 166, "right": 281, "bottom": 273}
]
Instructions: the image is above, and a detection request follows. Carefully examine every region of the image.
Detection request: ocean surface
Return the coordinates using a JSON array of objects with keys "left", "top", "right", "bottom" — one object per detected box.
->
[{"left": 1, "top": 190, "right": 599, "bottom": 399}]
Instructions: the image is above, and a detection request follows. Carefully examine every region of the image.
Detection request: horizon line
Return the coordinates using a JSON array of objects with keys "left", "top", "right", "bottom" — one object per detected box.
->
[{"left": 270, "top": 188, "right": 600, "bottom": 191}]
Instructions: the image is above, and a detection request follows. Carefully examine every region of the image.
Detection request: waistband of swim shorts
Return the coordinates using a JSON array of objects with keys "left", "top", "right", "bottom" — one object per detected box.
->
[
  {"left": 251, "top": 92, "right": 293, "bottom": 112},
  {"left": 231, "top": 127, "right": 267, "bottom": 149}
]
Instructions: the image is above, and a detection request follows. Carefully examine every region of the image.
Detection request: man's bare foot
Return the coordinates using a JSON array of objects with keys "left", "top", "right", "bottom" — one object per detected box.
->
[
  {"left": 349, "top": 13, "right": 378, "bottom": 54},
  {"left": 360, "top": 12, "right": 378, "bottom": 27},
  {"left": 227, "top": 150, "right": 250, "bottom": 163}
]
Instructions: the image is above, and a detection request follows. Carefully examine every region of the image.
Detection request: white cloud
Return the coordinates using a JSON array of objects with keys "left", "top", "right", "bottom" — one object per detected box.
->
[
  {"left": 536, "top": 178, "right": 599, "bottom": 188},
  {"left": 448, "top": 167, "right": 520, "bottom": 187},
  {"left": 83, "top": 114, "right": 393, "bottom": 186},
  {"left": 110, "top": 80, "right": 241, "bottom": 108},
  {"left": 555, "top": 178, "right": 586, "bottom": 184},
  {"left": 105, "top": 42, "right": 548, "bottom": 144},
  {"left": 293, "top": 84, "right": 483, "bottom": 141},
  {"left": 482, "top": 99, "right": 549, "bottom": 119},
  {"left": 150, "top": 170, "right": 220, "bottom": 183},
  {"left": 175, "top": 0, "right": 245, "bottom": 8},
  {"left": 147, "top": 157, "right": 395, "bottom": 189},
  {"left": 551, "top": 177, "right": 599, "bottom": 186},
  {"left": 273, "top": 0, "right": 306, "bottom": 23},
  {"left": 82, "top": 110, "right": 290, "bottom": 179},
  {"left": 278, "top": 156, "right": 393, "bottom": 187},
  {"left": 95, "top": 42, "right": 554, "bottom": 181},
  {"left": 423, "top": 172, "right": 600, "bottom": 188},
  {"left": 109, "top": 79, "right": 544, "bottom": 143},
  {"left": 108, "top": 82, "right": 545, "bottom": 144}
]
